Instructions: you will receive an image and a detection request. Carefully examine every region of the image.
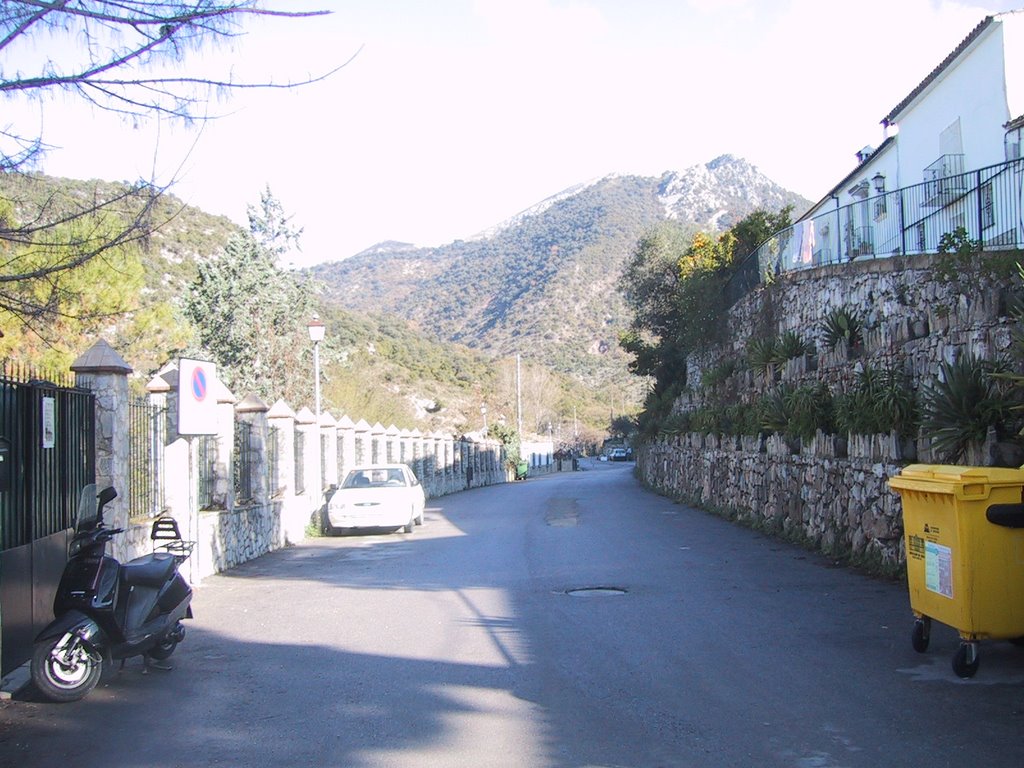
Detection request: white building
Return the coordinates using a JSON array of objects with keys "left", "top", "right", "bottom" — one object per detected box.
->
[{"left": 752, "top": 11, "right": 1023, "bottom": 279}]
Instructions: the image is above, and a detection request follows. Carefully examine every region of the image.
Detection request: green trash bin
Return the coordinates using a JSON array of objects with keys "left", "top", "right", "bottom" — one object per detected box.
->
[{"left": 515, "top": 461, "right": 529, "bottom": 480}]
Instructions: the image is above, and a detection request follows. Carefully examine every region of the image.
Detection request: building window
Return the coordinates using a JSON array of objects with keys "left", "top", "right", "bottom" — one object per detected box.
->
[{"left": 1006, "top": 127, "right": 1022, "bottom": 160}]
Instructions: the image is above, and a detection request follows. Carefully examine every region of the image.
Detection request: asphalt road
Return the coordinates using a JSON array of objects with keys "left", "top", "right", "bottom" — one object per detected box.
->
[{"left": 3, "top": 460, "right": 1024, "bottom": 768}]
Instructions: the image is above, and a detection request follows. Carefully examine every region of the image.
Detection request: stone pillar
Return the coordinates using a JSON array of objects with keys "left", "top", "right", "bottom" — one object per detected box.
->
[
  {"left": 294, "top": 407, "right": 319, "bottom": 533},
  {"left": 71, "top": 339, "right": 132, "bottom": 557},
  {"left": 212, "top": 380, "right": 237, "bottom": 511}
]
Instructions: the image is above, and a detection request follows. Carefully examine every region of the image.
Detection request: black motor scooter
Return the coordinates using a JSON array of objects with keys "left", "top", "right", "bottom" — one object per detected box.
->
[{"left": 31, "top": 484, "right": 194, "bottom": 702}]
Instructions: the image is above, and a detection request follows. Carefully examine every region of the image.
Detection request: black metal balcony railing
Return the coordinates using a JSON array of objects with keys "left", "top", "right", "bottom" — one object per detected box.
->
[{"left": 725, "top": 156, "right": 1024, "bottom": 306}]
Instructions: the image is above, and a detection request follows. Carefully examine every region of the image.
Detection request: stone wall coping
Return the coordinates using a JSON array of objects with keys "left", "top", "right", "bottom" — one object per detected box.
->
[
  {"left": 236, "top": 393, "right": 269, "bottom": 413},
  {"left": 267, "top": 399, "right": 296, "bottom": 419},
  {"left": 294, "top": 406, "right": 316, "bottom": 425}
]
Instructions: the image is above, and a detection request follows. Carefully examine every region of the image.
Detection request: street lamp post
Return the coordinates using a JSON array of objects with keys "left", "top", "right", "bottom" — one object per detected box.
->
[
  {"left": 481, "top": 404, "right": 488, "bottom": 434},
  {"left": 307, "top": 315, "right": 326, "bottom": 419}
]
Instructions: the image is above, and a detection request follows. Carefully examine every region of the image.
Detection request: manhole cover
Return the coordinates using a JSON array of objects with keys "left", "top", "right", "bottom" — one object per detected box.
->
[{"left": 565, "top": 586, "right": 628, "bottom": 597}]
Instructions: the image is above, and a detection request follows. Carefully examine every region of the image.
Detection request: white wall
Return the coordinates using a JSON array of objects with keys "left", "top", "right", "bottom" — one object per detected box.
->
[{"left": 890, "top": 22, "right": 1009, "bottom": 186}]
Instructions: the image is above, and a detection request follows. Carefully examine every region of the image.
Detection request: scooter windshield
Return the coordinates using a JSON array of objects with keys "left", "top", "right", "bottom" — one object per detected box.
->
[{"left": 76, "top": 484, "right": 99, "bottom": 532}]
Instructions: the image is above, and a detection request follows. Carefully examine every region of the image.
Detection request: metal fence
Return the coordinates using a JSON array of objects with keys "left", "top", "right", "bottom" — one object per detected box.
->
[
  {"left": 197, "top": 434, "right": 218, "bottom": 510},
  {"left": 0, "top": 364, "right": 95, "bottom": 551},
  {"left": 293, "top": 429, "right": 305, "bottom": 495},
  {"left": 726, "top": 156, "right": 1024, "bottom": 303},
  {"left": 128, "top": 396, "right": 165, "bottom": 518},
  {"left": 267, "top": 426, "right": 280, "bottom": 497},
  {"left": 234, "top": 420, "right": 253, "bottom": 502}
]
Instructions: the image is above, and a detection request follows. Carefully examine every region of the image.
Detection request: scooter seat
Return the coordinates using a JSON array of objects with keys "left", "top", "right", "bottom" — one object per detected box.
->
[{"left": 122, "top": 552, "right": 177, "bottom": 588}]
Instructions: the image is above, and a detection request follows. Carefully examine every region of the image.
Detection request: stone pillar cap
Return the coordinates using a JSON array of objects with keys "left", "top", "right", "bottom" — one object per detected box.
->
[{"left": 71, "top": 339, "right": 132, "bottom": 374}]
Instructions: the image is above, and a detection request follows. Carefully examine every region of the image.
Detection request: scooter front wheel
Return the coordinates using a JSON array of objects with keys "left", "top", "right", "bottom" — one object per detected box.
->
[{"left": 31, "top": 632, "right": 102, "bottom": 703}]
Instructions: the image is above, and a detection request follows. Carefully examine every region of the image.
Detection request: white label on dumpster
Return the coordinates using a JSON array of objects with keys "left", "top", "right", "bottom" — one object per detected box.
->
[{"left": 925, "top": 542, "right": 953, "bottom": 598}]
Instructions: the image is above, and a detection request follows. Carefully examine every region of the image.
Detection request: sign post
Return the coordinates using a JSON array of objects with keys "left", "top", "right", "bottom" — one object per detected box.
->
[{"left": 177, "top": 358, "right": 218, "bottom": 584}]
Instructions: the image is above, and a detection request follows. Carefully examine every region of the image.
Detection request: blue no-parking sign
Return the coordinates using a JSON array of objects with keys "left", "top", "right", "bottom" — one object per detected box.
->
[{"left": 178, "top": 358, "right": 218, "bottom": 435}]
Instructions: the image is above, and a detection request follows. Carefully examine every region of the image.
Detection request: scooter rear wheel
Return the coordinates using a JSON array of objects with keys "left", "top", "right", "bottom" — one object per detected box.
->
[{"left": 31, "top": 632, "right": 102, "bottom": 703}]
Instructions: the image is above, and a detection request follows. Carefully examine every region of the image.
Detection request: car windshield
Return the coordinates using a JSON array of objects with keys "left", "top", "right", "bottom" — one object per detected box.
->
[{"left": 343, "top": 468, "right": 407, "bottom": 489}]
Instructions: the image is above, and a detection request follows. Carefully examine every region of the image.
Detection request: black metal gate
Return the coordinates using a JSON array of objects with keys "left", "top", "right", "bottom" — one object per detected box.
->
[{"left": 0, "top": 366, "right": 95, "bottom": 676}]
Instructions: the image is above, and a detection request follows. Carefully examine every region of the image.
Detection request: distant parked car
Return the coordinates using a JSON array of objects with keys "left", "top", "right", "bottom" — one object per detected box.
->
[
  {"left": 609, "top": 447, "right": 628, "bottom": 461},
  {"left": 327, "top": 464, "right": 425, "bottom": 534}
]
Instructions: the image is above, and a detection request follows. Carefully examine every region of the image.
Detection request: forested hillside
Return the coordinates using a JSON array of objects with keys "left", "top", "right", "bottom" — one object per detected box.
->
[
  {"left": 312, "top": 156, "right": 810, "bottom": 401},
  {"left": 0, "top": 174, "right": 593, "bottom": 437},
  {"left": 2, "top": 156, "right": 809, "bottom": 441}
]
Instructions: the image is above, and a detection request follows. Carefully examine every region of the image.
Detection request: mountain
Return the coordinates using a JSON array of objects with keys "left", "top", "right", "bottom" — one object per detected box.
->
[{"left": 311, "top": 156, "right": 811, "bottom": 395}]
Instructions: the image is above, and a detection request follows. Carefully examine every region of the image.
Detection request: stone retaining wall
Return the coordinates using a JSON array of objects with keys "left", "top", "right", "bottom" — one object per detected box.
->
[
  {"left": 637, "top": 434, "right": 905, "bottom": 569},
  {"left": 638, "top": 249, "right": 1021, "bottom": 570}
]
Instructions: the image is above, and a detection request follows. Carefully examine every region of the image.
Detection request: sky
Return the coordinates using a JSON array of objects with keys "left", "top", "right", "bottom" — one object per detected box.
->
[{"left": 6, "top": 0, "right": 1024, "bottom": 268}]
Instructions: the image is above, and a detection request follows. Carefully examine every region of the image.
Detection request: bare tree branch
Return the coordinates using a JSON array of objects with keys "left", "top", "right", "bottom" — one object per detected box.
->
[{"left": 0, "top": 1, "right": 346, "bottom": 330}]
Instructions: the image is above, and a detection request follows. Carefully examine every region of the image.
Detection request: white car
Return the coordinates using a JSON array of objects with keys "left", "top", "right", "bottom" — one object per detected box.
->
[{"left": 327, "top": 464, "right": 425, "bottom": 534}]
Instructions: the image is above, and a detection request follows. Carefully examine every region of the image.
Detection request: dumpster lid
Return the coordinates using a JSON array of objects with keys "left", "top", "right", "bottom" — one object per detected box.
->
[{"left": 895, "top": 464, "right": 1024, "bottom": 484}]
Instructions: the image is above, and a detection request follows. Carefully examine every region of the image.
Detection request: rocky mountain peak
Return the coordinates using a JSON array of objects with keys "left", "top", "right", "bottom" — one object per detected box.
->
[{"left": 657, "top": 156, "right": 805, "bottom": 231}]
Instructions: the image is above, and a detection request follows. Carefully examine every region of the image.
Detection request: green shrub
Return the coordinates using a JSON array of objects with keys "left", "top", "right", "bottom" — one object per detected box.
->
[
  {"left": 920, "top": 355, "right": 1015, "bottom": 462},
  {"left": 787, "top": 382, "right": 835, "bottom": 439},
  {"left": 701, "top": 358, "right": 738, "bottom": 390},
  {"left": 775, "top": 330, "right": 810, "bottom": 362},
  {"left": 746, "top": 336, "right": 779, "bottom": 381},
  {"left": 758, "top": 383, "right": 835, "bottom": 440},
  {"left": 835, "top": 365, "right": 919, "bottom": 438}
]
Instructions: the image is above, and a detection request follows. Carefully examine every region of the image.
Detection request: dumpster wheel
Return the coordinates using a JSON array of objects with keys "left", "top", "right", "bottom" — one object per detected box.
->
[
  {"left": 911, "top": 617, "right": 931, "bottom": 653},
  {"left": 953, "top": 641, "right": 980, "bottom": 678}
]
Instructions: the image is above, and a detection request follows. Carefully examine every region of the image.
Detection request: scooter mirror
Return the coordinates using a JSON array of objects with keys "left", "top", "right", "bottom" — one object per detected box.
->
[
  {"left": 75, "top": 484, "right": 99, "bottom": 531},
  {"left": 96, "top": 486, "right": 117, "bottom": 523}
]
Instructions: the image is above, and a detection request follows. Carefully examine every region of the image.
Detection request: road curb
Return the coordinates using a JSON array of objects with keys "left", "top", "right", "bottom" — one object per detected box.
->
[{"left": 0, "top": 663, "right": 30, "bottom": 700}]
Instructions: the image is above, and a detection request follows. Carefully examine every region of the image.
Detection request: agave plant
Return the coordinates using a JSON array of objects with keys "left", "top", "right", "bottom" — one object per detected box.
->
[
  {"left": 775, "top": 330, "right": 811, "bottom": 362},
  {"left": 920, "top": 355, "right": 1014, "bottom": 462},
  {"left": 821, "top": 307, "right": 863, "bottom": 351},
  {"left": 746, "top": 336, "right": 779, "bottom": 382},
  {"left": 758, "top": 385, "right": 792, "bottom": 436}
]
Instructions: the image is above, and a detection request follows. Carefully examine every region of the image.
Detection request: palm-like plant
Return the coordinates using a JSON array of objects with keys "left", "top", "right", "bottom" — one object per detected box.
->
[
  {"left": 746, "top": 336, "right": 779, "bottom": 382},
  {"left": 921, "top": 355, "right": 1014, "bottom": 462},
  {"left": 775, "top": 330, "right": 811, "bottom": 362}
]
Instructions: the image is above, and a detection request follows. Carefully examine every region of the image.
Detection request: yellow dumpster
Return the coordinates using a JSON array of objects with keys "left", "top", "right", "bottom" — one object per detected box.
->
[{"left": 889, "top": 464, "right": 1024, "bottom": 678}]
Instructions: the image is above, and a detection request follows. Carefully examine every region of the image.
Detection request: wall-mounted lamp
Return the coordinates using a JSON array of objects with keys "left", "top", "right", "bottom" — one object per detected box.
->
[{"left": 872, "top": 172, "right": 886, "bottom": 194}]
